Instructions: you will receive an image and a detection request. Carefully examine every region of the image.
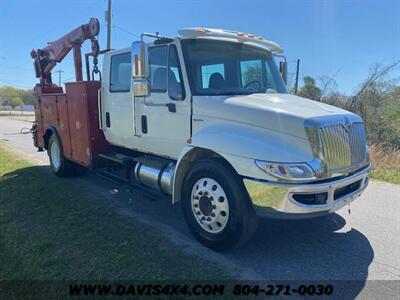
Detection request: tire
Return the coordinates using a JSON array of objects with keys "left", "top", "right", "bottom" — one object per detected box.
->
[
  {"left": 47, "top": 133, "right": 77, "bottom": 178},
  {"left": 182, "top": 159, "right": 258, "bottom": 251}
]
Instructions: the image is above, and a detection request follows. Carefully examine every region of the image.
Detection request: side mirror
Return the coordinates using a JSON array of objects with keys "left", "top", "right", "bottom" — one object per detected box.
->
[
  {"left": 279, "top": 61, "right": 288, "bottom": 84},
  {"left": 131, "top": 41, "right": 150, "bottom": 97}
]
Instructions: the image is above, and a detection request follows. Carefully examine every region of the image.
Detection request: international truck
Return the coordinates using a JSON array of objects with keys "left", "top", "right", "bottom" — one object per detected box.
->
[{"left": 31, "top": 19, "right": 370, "bottom": 250}]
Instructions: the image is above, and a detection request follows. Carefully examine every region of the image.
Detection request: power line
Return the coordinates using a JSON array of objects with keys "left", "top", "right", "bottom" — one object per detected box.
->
[
  {"left": 113, "top": 25, "right": 140, "bottom": 38},
  {"left": 62, "top": 76, "right": 76, "bottom": 83},
  {"left": 1, "top": 2, "right": 99, "bottom": 56},
  {"left": 0, "top": 81, "right": 33, "bottom": 89},
  {"left": 0, "top": 64, "right": 32, "bottom": 71}
]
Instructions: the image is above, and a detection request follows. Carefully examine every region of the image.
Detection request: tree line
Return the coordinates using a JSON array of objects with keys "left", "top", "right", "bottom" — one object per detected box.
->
[
  {"left": 297, "top": 61, "right": 400, "bottom": 148},
  {"left": 0, "top": 86, "right": 34, "bottom": 108}
]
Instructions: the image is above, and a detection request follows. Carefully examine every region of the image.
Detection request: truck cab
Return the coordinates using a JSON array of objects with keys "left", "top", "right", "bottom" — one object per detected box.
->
[
  {"left": 33, "top": 25, "right": 370, "bottom": 250},
  {"left": 101, "top": 40, "right": 190, "bottom": 158}
]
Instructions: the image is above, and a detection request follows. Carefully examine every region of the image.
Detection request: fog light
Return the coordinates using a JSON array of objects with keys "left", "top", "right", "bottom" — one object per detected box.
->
[{"left": 292, "top": 192, "right": 328, "bottom": 205}]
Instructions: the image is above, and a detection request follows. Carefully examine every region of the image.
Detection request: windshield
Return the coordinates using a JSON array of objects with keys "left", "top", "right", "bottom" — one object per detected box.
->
[{"left": 181, "top": 39, "right": 288, "bottom": 96}]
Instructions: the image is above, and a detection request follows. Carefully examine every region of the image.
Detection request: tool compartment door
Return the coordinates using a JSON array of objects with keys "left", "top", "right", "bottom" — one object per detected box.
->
[
  {"left": 55, "top": 94, "right": 72, "bottom": 160},
  {"left": 66, "top": 82, "right": 91, "bottom": 166}
]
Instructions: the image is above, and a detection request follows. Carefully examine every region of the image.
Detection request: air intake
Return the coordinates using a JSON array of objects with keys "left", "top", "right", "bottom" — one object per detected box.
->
[{"left": 319, "top": 122, "right": 367, "bottom": 172}]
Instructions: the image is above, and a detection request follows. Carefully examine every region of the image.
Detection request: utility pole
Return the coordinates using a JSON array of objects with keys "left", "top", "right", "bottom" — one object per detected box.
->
[
  {"left": 294, "top": 59, "right": 300, "bottom": 94},
  {"left": 55, "top": 70, "right": 64, "bottom": 86},
  {"left": 106, "top": 0, "right": 112, "bottom": 50}
]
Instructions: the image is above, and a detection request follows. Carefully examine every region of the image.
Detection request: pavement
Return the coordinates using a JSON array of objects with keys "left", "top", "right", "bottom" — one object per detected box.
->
[{"left": 0, "top": 115, "right": 399, "bottom": 298}]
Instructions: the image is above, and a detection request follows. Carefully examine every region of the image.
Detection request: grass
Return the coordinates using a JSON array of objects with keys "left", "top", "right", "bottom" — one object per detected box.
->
[
  {"left": 0, "top": 144, "right": 230, "bottom": 289},
  {"left": 369, "top": 144, "right": 400, "bottom": 184}
]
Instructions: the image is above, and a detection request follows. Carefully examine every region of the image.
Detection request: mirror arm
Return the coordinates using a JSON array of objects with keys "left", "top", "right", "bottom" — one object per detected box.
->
[{"left": 275, "top": 54, "right": 288, "bottom": 85}]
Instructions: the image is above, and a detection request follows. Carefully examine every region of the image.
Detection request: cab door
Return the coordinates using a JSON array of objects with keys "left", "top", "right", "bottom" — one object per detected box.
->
[
  {"left": 102, "top": 50, "right": 142, "bottom": 150},
  {"left": 138, "top": 42, "right": 191, "bottom": 159}
]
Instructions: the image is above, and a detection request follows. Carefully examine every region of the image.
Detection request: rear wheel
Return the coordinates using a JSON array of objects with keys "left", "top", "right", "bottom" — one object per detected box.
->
[
  {"left": 47, "top": 133, "right": 79, "bottom": 177},
  {"left": 182, "top": 159, "right": 258, "bottom": 251}
]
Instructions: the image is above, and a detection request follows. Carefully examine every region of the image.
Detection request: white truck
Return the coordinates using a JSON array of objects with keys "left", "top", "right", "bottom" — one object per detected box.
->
[{"left": 32, "top": 24, "right": 370, "bottom": 250}]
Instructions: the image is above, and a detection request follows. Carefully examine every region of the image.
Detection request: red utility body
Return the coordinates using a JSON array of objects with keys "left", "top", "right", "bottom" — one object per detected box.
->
[
  {"left": 33, "top": 81, "right": 110, "bottom": 168},
  {"left": 31, "top": 18, "right": 110, "bottom": 169}
]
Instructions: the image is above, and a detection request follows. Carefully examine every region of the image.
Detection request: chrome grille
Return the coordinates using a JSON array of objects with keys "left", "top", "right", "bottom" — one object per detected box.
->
[{"left": 319, "top": 122, "right": 367, "bottom": 172}]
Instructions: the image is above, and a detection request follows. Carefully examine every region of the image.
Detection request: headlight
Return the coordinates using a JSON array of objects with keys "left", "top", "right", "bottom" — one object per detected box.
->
[{"left": 255, "top": 160, "right": 316, "bottom": 182}]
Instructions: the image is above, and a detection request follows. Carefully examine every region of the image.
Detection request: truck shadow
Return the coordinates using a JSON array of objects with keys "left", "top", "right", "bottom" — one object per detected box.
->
[{"left": 227, "top": 213, "right": 374, "bottom": 298}]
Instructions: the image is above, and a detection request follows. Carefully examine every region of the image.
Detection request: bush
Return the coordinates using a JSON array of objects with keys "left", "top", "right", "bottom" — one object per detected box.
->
[{"left": 369, "top": 144, "right": 400, "bottom": 184}]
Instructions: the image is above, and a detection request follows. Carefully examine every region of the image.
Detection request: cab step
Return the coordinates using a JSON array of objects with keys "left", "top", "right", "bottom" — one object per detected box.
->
[
  {"left": 132, "top": 155, "right": 173, "bottom": 169},
  {"left": 95, "top": 169, "right": 168, "bottom": 201},
  {"left": 98, "top": 152, "right": 133, "bottom": 165}
]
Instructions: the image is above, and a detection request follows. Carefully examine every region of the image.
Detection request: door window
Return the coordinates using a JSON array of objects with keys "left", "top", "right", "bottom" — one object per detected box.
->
[
  {"left": 168, "top": 45, "right": 185, "bottom": 100},
  {"left": 149, "top": 46, "right": 168, "bottom": 92},
  {"left": 110, "top": 52, "right": 131, "bottom": 92}
]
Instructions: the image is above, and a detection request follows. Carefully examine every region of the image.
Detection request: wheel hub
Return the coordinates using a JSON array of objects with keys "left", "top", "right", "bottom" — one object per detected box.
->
[
  {"left": 191, "top": 177, "right": 229, "bottom": 234},
  {"left": 199, "top": 195, "right": 213, "bottom": 216},
  {"left": 50, "top": 140, "right": 61, "bottom": 171}
]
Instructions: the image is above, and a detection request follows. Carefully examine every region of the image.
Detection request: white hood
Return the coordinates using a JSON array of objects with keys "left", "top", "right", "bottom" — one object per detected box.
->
[{"left": 193, "top": 93, "right": 358, "bottom": 139}]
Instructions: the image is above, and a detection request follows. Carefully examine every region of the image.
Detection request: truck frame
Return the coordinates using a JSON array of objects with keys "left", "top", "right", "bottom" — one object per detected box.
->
[{"left": 31, "top": 19, "right": 370, "bottom": 250}]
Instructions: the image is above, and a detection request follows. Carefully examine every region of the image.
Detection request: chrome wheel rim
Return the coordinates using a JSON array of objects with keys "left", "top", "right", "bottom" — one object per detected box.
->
[
  {"left": 50, "top": 141, "right": 61, "bottom": 171},
  {"left": 191, "top": 177, "right": 229, "bottom": 234}
]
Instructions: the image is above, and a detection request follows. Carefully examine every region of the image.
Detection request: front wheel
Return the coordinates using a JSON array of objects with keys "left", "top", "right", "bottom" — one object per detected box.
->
[{"left": 182, "top": 159, "right": 258, "bottom": 251}]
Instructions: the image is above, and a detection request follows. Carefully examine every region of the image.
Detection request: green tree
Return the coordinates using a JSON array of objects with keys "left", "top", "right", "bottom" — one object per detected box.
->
[
  {"left": 243, "top": 65, "right": 262, "bottom": 85},
  {"left": 0, "top": 85, "right": 33, "bottom": 107},
  {"left": 298, "top": 76, "right": 322, "bottom": 101}
]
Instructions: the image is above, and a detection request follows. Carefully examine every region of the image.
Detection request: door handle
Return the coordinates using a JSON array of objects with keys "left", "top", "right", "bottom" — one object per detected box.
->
[
  {"left": 105, "top": 112, "right": 111, "bottom": 128},
  {"left": 141, "top": 116, "right": 148, "bottom": 134},
  {"left": 143, "top": 100, "right": 176, "bottom": 113},
  {"left": 166, "top": 103, "right": 176, "bottom": 113}
]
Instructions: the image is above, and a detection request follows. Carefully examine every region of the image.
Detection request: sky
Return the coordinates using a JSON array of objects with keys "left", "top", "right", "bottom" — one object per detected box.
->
[{"left": 0, "top": 0, "right": 399, "bottom": 94}]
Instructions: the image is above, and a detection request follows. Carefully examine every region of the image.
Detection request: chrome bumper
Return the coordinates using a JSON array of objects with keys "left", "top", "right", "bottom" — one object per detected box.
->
[{"left": 244, "top": 164, "right": 370, "bottom": 219}]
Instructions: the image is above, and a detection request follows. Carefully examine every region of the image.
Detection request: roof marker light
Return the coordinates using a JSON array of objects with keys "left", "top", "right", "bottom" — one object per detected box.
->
[{"left": 177, "top": 28, "right": 285, "bottom": 53}]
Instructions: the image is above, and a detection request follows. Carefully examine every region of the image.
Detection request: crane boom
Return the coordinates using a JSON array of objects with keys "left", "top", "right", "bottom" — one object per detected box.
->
[{"left": 31, "top": 18, "right": 100, "bottom": 86}]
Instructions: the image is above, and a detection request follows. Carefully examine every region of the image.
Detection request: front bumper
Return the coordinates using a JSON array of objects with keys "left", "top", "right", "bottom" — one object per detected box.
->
[{"left": 244, "top": 164, "right": 370, "bottom": 219}]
